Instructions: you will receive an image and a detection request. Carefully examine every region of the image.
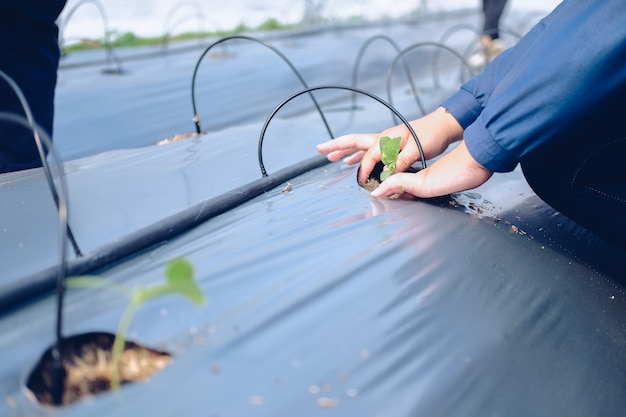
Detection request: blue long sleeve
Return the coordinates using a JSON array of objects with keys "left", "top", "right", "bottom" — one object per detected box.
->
[{"left": 442, "top": 0, "right": 626, "bottom": 172}]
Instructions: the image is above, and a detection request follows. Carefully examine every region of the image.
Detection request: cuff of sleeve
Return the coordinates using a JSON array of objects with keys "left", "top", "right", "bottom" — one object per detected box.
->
[
  {"left": 441, "top": 88, "right": 483, "bottom": 130},
  {"left": 464, "top": 120, "right": 519, "bottom": 173}
]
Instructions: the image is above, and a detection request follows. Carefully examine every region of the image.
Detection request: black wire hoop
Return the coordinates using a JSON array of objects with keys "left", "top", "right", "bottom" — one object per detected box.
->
[
  {"left": 0, "top": 70, "right": 81, "bottom": 256},
  {"left": 349, "top": 34, "right": 421, "bottom": 112},
  {"left": 190, "top": 35, "right": 333, "bottom": 138},
  {"left": 0, "top": 112, "right": 69, "bottom": 405},
  {"left": 387, "top": 41, "right": 474, "bottom": 121},
  {"left": 58, "top": 0, "right": 124, "bottom": 74},
  {"left": 257, "top": 85, "right": 427, "bottom": 177}
]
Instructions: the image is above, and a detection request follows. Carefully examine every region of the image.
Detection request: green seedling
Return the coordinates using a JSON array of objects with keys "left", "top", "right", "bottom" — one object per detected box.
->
[
  {"left": 379, "top": 135, "right": 402, "bottom": 182},
  {"left": 65, "top": 258, "right": 206, "bottom": 390}
]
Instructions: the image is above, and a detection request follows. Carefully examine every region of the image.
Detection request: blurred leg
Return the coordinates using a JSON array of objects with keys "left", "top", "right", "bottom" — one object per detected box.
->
[
  {"left": 482, "top": 0, "right": 508, "bottom": 40},
  {"left": 0, "top": 1, "right": 67, "bottom": 173}
]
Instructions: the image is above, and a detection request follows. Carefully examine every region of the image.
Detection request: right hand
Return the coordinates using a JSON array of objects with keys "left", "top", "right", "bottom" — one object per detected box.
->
[{"left": 316, "top": 106, "right": 464, "bottom": 184}]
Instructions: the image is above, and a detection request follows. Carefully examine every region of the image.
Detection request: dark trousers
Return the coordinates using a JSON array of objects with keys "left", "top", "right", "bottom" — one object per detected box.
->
[
  {"left": 0, "top": 1, "right": 66, "bottom": 173},
  {"left": 482, "top": 0, "right": 508, "bottom": 40},
  {"left": 521, "top": 135, "right": 626, "bottom": 250}
]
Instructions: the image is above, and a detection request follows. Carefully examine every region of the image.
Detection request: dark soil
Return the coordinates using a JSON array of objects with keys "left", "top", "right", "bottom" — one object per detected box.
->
[
  {"left": 26, "top": 332, "right": 171, "bottom": 406},
  {"left": 359, "top": 161, "right": 385, "bottom": 191},
  {"left": 363, "top": 177, "right": 381, "bottom": 192}
]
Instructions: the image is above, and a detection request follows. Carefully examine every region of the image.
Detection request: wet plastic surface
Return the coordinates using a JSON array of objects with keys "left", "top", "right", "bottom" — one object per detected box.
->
[{"left": 2, "top": 9, "right": 626, "bottom": 417}]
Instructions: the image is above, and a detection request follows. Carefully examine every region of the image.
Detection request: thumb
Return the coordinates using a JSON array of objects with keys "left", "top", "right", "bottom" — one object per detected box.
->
[{"left": 395, "top": 148, "right": 419, "bottom": 173}]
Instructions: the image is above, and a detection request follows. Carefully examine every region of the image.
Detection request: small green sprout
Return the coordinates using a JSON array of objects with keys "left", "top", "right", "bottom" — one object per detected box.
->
[
  {"left": 379, "top": 136, "right": 402, "bottom": 182},
  {"left": 65, "top": 258, "right": 206, "bottom": 390}
]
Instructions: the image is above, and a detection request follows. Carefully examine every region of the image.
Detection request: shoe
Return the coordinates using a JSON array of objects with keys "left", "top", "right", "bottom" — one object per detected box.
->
[
  {"left": 468, "top": 37, "right": 504, "bottom": 70},
  {"left": 468, "top": 49, "right": 487, "bottom": 69},
  {"left": 486, "top": 39, "right": 504, "bottom": 59}
]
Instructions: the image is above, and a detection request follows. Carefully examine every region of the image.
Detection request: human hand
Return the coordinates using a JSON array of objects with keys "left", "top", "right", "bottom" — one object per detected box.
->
[
  {"left": 371, "top": 141, "right": 493, "bottom": 199},
  {"left": 315, "top": 132, "right": 378, "bottom": 166},
  {"left": 316, "top": 107, "right": 464, "bottom": 185}
]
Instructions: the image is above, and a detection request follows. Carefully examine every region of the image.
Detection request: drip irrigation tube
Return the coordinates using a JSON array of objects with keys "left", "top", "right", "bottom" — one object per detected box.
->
[
  {"left": 387, "top": 42, "right": 474, "bottom": 120},
  {"left": 59, "top": 0, "right": 124, "bottom": 74},
  {"left": 0, "top": 72, "right": 82, "bottom": 257},
  {"left": 0, "top": 113, "right": 69, "bottom": 405},
  {"left": 257, "top": 85, "right": 427, "bottom": 177},
  {"left": 0, "top": 155, "right": 330, "bottom": 316},
  {"left": 434, "top": 24, "right": 480, "bottom": 90},
  {"left": 190, "top": 35, "right": 333, "bottom": 139},
  {"left": 349, "top": 35, "right": 422, "bottom": 113},
  {"left": 160, "top": 1, "right": 208, "bottom": 53}
]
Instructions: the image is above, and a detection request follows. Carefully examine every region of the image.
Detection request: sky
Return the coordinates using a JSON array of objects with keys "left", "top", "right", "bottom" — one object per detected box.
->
[{"left": 58, "top": 0, "right": 562, "bottom": 40}]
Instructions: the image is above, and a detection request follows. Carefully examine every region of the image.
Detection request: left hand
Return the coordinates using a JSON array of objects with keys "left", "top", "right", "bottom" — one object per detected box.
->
[
  {"left": 371, "top": 141, "right": 493, "bottom": 198},
  {"left": 315, "top": 132, "right": 378, "bottom": 165}
]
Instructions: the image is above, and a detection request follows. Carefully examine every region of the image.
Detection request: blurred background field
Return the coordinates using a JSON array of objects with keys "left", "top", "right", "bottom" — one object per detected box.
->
[{"left": 58, "top": 0, "right": 561, "bottom": 50}]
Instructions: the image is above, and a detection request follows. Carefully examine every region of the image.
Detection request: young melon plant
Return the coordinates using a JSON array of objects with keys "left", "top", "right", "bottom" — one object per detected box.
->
[
  {"left": 379, "top": 135, "right": 402, "bottom": 181},
  {"left": 65, "top": 257, "right": 206, "bottom": 390}
]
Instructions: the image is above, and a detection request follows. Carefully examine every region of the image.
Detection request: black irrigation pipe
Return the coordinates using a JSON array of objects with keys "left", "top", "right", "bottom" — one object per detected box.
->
[
  {"left": 190, "top": 35, "right": 333, "bottom": 139},
  {"left": 160, "top": 1, "right": 209, "bottom": 54},
  {"left": 258, "top": 85, "right": 427, "bottom": 178},
  {"left": 0, "top": 71, "right": 82, "bottom": 257},
  {"left": 0, "top": 113, "right": 69, "bottom": 405},
  {"left": 59, "top": 0, "right": 124, "bottom": 74},
  {"left": 0, "top": 154, "right": 330, "bottom": 317},
  {"left": 434, "top": 23, "right": 480, "bottom": 90},
  {"left": 387, "top": 42, "right": 474, "bottom": 120},
  {"left": 349, "top": 34, "right": 422, "bottom": 113}
]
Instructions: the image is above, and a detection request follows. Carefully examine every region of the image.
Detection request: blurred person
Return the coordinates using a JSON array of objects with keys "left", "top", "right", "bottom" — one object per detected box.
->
[
  {"left": 317, "top": 0, "right": 626, "bottom": 249},
  {"left": 0, "top": 1, "right": 67, "bottom": 174},
  {"left": 469, "top": 0, "right": 509, "bottom": 67}
]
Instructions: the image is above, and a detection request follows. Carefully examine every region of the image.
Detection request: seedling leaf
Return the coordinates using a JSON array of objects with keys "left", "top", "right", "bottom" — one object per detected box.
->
[
  {"left": 64, "top": 257, "right": 206, "bottom": 392},
  {"left": 164, "top": 258, "right": 206, "bottom": 306},
  {"left": 379, "top": 136, "right": 401, "bottom": 181}
]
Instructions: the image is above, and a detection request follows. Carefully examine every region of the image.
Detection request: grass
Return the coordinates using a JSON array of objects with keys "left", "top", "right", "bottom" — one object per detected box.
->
[{"left": 61, "top": 18, "right": 303, "bottom": 54}]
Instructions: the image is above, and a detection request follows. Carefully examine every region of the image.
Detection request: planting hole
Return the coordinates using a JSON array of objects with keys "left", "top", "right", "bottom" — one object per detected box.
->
[{"left": 26, "top": 332, "right": 171, "bottom": 406}]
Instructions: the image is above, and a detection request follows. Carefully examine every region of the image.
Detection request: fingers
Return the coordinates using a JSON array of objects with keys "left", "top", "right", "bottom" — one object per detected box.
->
[
  {"left": 317, "top": 133, "right": 381, "bottom": 182},
  {"left": 325, "top": 149, "right": 359, "bottom": 162},
  {"left": 342, "top": 150, "right": 366, "bottom": 165},
  {"left": 395, "top": 138, "right": 420, "bottom": 173},
  {"left": 370, "top": 142, "right": 493, "bottom": 199},
  {"left": 371, "top": 173, "right": 419, "bottom": 198},
  {"left": 316, "top": 133, "right": 376, "bottom": 156},
  {"left": 358, "top": 143, "right": 382, "bottom": 185}
]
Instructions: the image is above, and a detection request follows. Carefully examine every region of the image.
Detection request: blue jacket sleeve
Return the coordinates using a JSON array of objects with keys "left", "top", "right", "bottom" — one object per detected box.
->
[{"left": 442, "top": 0, "right": 626, "bottom": 172}]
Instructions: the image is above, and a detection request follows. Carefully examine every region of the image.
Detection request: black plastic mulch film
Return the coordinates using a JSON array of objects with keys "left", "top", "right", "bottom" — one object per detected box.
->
[
  {"left": 8, "top": 13, "right": 583, "bottom": 408},
  {"left": 1, "top": 32, "right": 477, "bottom": 315},
  {"left": 1, "top": 30, "right": 478, "bottom": 404}
]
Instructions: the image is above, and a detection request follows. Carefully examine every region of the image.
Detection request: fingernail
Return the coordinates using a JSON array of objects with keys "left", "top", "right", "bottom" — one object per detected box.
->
[{"left": 371, "top": 188, "right": 381, "bottom": 197}]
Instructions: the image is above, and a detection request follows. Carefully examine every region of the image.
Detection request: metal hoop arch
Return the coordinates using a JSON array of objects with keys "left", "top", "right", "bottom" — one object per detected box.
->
[
  {"left": 257, "top": 85, "right": 427, "bottom": 177},
  {"left": 0, "top": 113, "right": 70, "bottom": 405},
  {"left": 190, "top": 35, "right": 333, "bottom": 138},
  {"left": 0, "top": 71, "right": 81, "bottom": 256},
  {"left": 161, "top": 1, "right": 211, "bottom": 53},
  {"left": 387, "top": 42, "right": 474, "bottom": 121},
  {"left": 349, "top": 34, "right": 422, "bottom": 113},
  {"left": 58, "top": 0, "right": 123, "bottom": 73},
  {"left": 434, "top": 23, "right": 480, "bottom": 90}
]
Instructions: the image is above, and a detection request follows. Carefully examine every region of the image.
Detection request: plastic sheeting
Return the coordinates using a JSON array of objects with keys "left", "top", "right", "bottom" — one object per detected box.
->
[
  {"left": 3, "top": 160, "right": 626, "bottom": 416},
  {"left": 2, "top": 8, "right": 626, "bottom": 417}
]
